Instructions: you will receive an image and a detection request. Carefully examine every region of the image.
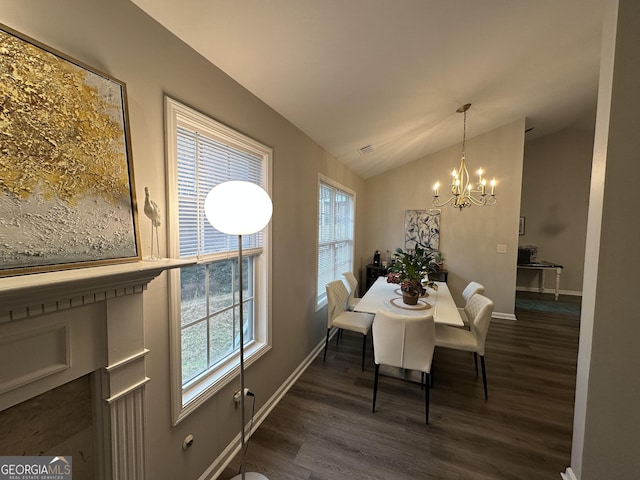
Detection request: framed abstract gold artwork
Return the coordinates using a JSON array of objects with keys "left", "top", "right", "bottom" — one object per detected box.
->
[{"left": 0, "top": 23, "right": 140, "bottom": 276}]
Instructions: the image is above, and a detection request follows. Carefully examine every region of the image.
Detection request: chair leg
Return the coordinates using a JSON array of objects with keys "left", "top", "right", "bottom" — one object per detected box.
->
[
  {"left": 424, "top": 372, "right": 430, "bottom": 425},
  {"left": 474, "top": 352, "right": 478, "bottom": 376},
  {"left": 480, "top": 355, "right": 488, "bottom": 400},
  {"left": 421, "top": 372, "right": 424, "bottom": 390},
  {"left": 430, "top": 361, "right": 434, "bottom": 388},
  {"left": 336, "top": 328, "right": 342, "bottom": 346},
  {"left": 323, "top": 328, "right": 330, "bottom": 362},
  {"left": 361, "top": 333, "right": 367, "bottom": 371},
  {"left": 372, "top": 363, "right": 380, "bottom": 413}
]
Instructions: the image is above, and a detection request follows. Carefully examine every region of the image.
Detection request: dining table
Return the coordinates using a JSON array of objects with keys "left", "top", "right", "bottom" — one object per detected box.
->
[{"left": 354, "top": 276, "right": 463, "bottom": 327}]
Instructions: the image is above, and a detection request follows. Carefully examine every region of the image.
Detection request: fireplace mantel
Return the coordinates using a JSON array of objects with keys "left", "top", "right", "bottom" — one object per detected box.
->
[
  {"left": 0, "top": 258, "right": 193, "bottom": 480},
  {"left": 0, "top": 259, "right": 193, "bottom": 323}
]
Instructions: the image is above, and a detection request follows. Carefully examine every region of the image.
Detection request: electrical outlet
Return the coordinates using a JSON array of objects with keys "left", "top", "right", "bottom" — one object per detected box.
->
[
  {"left": 234, "top": 388, "right": 252, "bottom": 403},
  {"left": 497, "top": 244, "right": 507, "bottom": 254},
  {"left": 182, "top": 434, "right": 194, "bottom": 450}
]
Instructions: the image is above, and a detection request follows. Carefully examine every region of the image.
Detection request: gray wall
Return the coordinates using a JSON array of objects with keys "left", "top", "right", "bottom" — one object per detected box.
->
[
  {"left": 518, "top": 128, "right": 593, "bottom": 294},
  {"left": 571, "top": 0, "right": 640, "bottom": 478},
  {"left": 0, "top": 1, "right": 364, "bottom": 478},
  {"left": 363, "top": 119, "right": 526, "bottom": 317}
]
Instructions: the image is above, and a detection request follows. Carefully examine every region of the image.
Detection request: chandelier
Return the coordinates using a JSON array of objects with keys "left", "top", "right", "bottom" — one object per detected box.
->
[{"left": 433, "top": 103, "right": 496, "bottom": 210}]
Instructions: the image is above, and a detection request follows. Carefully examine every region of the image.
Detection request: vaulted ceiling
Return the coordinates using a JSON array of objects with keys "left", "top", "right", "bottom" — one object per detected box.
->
[{"left": 132, "top": 0, "right": 604, "bottom": 179}]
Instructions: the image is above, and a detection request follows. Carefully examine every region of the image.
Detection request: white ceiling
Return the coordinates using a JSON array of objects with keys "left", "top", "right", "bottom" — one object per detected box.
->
[{"left": 132, "top": 0, "right": 604, "bottom": 179}]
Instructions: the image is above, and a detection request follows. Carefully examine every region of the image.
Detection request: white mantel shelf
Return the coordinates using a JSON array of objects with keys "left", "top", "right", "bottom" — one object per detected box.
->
[{"left": 0, "top": 258, "right": 194, "bottom": 323}]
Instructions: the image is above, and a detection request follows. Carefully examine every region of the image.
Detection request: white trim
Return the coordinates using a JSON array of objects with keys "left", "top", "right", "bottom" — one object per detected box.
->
[
  {"left": 105, "top": 377, "right": 150, "bottom": 404},
  {"left": 92, "top": 372, "right": 109, "bottom": 480},
  {"left": 198, "top": 337, "right": 327, "bottom": 480},
  {"left": 516, "top": 286, "right": 582, "bottom": 297},
  {"left": 0, "top": 260, "right": 181, "bottom": 480},
  {"left": 165, "top": 96, "right": 273, "bottom": 426},
  {"left": 109, "top": 385, "right": 146, "bottom": 479},
  {"left": 316, "top": 174, "right": 356, "bottom": 311},
  {"left": 560, "top": 467, "right": 578, "bottom": 480},
  {"left": 0, "top": 259, "right": 191, "bottom": 323},
  {"left": 105, "top": 349, "right": 149, "bottom": 372},
  {"left": 0, "top": 322, "right": 70, "bottom": 394},
  {"left": 318, "top": 173, "right": 356, "bottom": 196},
  {"left": 175, "top": 341, "right": 271, "bottom": 425}
]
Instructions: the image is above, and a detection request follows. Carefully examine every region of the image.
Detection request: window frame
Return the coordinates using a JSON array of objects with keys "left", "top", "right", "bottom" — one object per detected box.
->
[
  {"left": 316, "top": 174, "right": 356, "bottom": 310},
  {"left": 165, "top": 97, "right": 272, "bottom": 425}
]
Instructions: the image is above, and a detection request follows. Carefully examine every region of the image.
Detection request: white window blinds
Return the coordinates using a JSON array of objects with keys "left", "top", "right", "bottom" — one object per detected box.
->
[
  {"left": 317, "top": 179, "right": 354, "bottom": 306},
  {"left": 176, "top": 126, "right": 265, "bottom": 257}
]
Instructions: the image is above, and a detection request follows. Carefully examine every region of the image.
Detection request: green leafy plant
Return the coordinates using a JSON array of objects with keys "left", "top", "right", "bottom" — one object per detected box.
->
[
  {"left": 431, "top": 250, "right": 444, "bottom": 269},
  {"left": 386, "top": 245, "right": 439, "bottom": 297}
]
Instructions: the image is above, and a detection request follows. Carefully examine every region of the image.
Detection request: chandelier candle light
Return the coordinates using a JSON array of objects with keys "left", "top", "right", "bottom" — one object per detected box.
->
[{"left": 433, "top": 103, "right": 497, "bottom": 210}]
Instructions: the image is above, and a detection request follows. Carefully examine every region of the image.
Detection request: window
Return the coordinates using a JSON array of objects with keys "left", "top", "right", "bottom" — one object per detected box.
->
[
  {"left": 317, "top": 175, "right": 355, "bottom": 309},
  {"left": 165, "top": 97, "right": 272, "bottom": 424}
]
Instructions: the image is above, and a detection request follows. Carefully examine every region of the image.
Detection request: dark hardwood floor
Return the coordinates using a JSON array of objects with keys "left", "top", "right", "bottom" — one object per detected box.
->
[{"left": 219, "top": 292, "right": 580, "bottom": 480}]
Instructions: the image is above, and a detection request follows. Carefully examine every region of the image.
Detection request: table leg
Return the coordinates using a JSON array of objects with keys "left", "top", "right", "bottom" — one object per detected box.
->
[
  {"left": 539, "top": 269, "right": 544, "bottom": 294},
  {"left": 555, "top": 267, "right": 561, "bottom": 301}
]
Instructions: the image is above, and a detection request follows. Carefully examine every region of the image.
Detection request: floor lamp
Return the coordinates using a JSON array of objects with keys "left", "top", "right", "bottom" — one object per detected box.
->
[{"left": 205, "top": 181, "right": 272, "bottom": 480}]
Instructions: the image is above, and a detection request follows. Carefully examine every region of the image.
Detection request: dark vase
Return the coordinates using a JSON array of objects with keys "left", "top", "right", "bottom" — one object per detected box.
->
[{"left": 402, "top": 291, "right": 419, "bottom": 305}]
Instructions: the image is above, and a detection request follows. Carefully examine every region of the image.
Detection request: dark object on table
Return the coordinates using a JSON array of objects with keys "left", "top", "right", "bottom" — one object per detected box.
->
[
  {"left": 518, "top": 245, "right": 538, "bottom": 265},
  {"left": 429, "top": 270, "right": 448, "bottom": 283},
  {"left": 365, "top": 264, "right": 388, "bottom": 292}
]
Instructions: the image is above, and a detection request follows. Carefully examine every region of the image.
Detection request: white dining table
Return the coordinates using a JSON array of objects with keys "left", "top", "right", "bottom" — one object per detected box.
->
[{"left": 354, "top": 276, "right": 464, "bottom": 327}]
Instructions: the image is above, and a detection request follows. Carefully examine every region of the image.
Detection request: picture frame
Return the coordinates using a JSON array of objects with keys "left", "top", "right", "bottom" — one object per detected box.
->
[
  {"left": 404, "top": 209, "right": 440, "bottom": 250},
  {"left": 519, "top": 216, "right": 526, "bottom": 236},
  {"left": 0, "top": 23, "right": 141, "bottom": 277}
]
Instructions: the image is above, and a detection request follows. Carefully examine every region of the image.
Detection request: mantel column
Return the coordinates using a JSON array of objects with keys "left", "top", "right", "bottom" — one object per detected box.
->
[{"left": 98, "top": 291, "right": 149, "bottom": 480}]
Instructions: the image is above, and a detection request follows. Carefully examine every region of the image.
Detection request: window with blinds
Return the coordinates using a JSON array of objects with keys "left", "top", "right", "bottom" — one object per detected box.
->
[
  {"left": 176, "top": 126, "right": 265, "bottom": 258},
  {"left": 317, "top": 176, "right": 355, "bottom": 308},
  {"left": 165, "top": 97, "right": 272, "bottom": 424}
]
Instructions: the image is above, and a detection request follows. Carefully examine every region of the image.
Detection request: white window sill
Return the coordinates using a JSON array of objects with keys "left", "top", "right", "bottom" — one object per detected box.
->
[{"left": 172, "top": 340, "right": 271, "bottom": 425}]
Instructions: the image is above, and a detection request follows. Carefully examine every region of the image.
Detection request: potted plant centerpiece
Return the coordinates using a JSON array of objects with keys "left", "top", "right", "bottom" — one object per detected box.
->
[{"left": 386, "top": 245, "right": 439, "bottom": 305}]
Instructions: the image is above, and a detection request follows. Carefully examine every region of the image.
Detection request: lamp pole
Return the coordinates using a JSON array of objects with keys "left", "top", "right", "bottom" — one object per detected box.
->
[
  {"left": 205, "top": 181, "right": 271, "bottom": 480},
  {"left": 237, "top": 233, "right": 247, "bottom": 479}
]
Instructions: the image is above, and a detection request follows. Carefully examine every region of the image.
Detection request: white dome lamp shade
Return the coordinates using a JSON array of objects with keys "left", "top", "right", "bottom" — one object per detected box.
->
[
  {"left": 204, "top": 181, "right": 272, "bottom": 235},
  {"left": 204, "top": 180, "right": 271, "bottom": 480}
]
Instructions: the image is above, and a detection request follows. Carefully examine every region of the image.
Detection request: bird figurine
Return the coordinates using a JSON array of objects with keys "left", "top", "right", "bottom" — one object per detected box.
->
[{"left": 144, "top": 187, "right": 161, "bottom": 260}]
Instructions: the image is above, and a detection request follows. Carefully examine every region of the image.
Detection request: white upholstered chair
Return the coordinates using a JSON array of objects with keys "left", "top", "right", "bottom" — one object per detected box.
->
[
  {"left": 435, "top": 293, "right": 494, "bottom": 400},
  {"left": 324, "top": 280, "right": 373, "bottom": 371},
  {"left": 458, "top": 281, "right": 485, "bottom": 329},
  {"left": 342, "top": 271, "right": 361, "bottom": 311},
  {"left": 372, "top": 310, "right": 436, "bottom": 424}
]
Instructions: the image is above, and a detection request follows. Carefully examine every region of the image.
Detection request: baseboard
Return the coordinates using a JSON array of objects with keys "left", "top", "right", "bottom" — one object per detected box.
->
[
  {"left": 561, "top": 467, "right": 578, "bottom": 480},
  {"left": 516, "top": 286, "right": 582, "bottom": 297},
  {"left": 200, "top": 335, "right": 328, "bottom": 480}
]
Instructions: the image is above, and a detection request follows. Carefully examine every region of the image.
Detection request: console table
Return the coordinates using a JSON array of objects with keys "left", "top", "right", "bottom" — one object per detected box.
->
[{"left": 517, "top": 261, "right": 563, "bottom": 300}]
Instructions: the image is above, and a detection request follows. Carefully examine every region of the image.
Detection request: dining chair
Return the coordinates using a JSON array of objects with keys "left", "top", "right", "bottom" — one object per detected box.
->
[
  {"left": 458, "top": 281, "right": 485, "bottom": 329},
  {"left": 324, "top": 280, "right": 373, "bottom": 371},
  {"left": 435, "top": 293, "right": 494, "bottom": 400},
  {"left": 342, "top": 271, "right": 361, "bottom": 311},
  {"left": 372, "top": 310, "right": 436, "bottom": 424}
]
